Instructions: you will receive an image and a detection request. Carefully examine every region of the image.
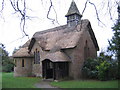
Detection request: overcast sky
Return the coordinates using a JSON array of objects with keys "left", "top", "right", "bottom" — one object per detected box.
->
[{"left": 0, "top": 0, "right": 118, "bottom": 56}]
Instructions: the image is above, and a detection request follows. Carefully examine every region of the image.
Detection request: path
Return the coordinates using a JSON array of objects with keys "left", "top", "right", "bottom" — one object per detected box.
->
[{"left": 35, "top": 79, "right": 61, "bottom": 90}]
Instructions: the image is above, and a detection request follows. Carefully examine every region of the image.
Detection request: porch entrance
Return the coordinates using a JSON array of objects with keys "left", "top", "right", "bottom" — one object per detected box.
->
[
  {"left": 42, "top": 59, "right": 53, "bottom": 79},
  {"left": 42, "top": 59, "right": 69, "bottom": 80}
]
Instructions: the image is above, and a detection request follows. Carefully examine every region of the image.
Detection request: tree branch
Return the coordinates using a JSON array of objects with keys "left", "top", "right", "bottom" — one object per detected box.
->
[
  {"left": 0, "top": 0, "right": 4, "bottom": 12},
  {"left": 82, "top": 0, "right": 89, "bottom": 15},
  {"left": 107, "top": 0, "right": 113, "bottom": 20},
  {"left": 46, "top": 0, "right": 59, "bottom": 24},
  {"left": 52, "top": 3, "right": 59, "bottom": 25},
  {"left": 9, "top": 0, "right": 29, "bottom": 37},
  {"left": 89, "top": 1, "right": 106, "bottom": 26},
  {"left": 47, "top": 0, "right": 55, "bottom": 24}
]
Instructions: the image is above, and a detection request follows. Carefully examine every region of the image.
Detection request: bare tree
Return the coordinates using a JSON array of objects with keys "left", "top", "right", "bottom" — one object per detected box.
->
[{"left": 0, "top": 0, "right": 119, "bottom": 38}]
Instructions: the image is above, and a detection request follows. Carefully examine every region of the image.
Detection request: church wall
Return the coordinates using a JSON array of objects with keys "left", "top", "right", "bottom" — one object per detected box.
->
[
  {"left": 62, "top": 48, "right": 75, "bottom": 79},
  {"left": 64, "top": 27, "right": 97, "bottom": 80},
  {"left": 73, "top": 27, "right": 97, "bottom": 79},
  {"left": 84, "top": 28, "right": 97, "bottom": 59},
  {"left": 63, "top": 30, "right": 84, "bottom": 79},
  {"left": 14, "top": 57, "right": 33, "bottom": 77}
]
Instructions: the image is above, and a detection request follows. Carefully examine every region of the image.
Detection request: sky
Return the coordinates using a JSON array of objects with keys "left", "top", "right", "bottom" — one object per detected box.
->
[{"left": 0, "top": 0, "right": 118, "bottom": 56}]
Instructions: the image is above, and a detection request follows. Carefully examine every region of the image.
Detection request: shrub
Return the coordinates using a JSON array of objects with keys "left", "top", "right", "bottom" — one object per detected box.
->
[
  {"left": 82, "top": 52, "right": 118, "bottom": 81},
  {"left": 2, "top": 59, "right": 14, "bottom": 72},
  {"left": 108, "top": 60, "right": 118, "bottom": 79},
  {"left": 96, "top": 60, "right": 110, "bottom": 81},
  {"left": 82, "top": 58, "right": 98, "bottom": 79}
]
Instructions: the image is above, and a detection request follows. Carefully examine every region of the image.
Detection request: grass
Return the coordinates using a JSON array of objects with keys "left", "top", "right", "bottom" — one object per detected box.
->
[
  {"left": 51, "top": 80, "right": 118, "bottom": 88},
  {"left": 2, "top": 72, "right": 41, "bottom": 88},
  {"left": 2, "top": 72, "right": 119, "bottom": 88},
  {"left": 0, "top": 72, "right": 2, "bottom": 89}
]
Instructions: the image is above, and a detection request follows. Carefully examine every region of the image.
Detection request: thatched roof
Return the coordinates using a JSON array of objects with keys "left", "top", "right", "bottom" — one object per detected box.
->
[
  {"left": 13, "top": 47, "right": 33, "bottom": 58},
  {"left": 22, "top": 39, "right": 31, "bottom": 48},
  {"left": 42, "top": 51, "right": 70, "bottom": 62},
  {"left": 29, "top": 19, "right": 99, "bottom": 51},
  {"left": 37, "top": 30, "right": 82, "bottom": 50}
]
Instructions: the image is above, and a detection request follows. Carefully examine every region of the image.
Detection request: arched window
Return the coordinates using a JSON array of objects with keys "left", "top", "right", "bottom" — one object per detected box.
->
[
  {"left": 34, "top": 48, "right": 40, "bottom": 64},
  {"left": 22, "top": 59, "right": 24, "bottom": 67},
  {"left": 84, "top": 40, "right": 90, "bottom": 60}
]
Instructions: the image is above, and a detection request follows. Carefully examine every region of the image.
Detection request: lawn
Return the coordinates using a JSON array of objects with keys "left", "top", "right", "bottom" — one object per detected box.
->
[
  {"left": 2, "top": 72, "right": 119, "bottom": 88},
  {"left": 2, "top": 72, "right": 41, "bottom": 88},
  {"left": 0, "top": 72, "right": 2, "bottom": 89},
  {"left": 51, "top": 80, "right": 118, "bottom": 88}
]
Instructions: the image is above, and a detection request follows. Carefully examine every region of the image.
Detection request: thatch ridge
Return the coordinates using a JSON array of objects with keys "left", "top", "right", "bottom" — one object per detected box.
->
[
  {"left": 13, "top": 47, "right": 33, "bottom": 58},
  {"left": 33, "top": 25, "right": 67, "bottom": 37}
]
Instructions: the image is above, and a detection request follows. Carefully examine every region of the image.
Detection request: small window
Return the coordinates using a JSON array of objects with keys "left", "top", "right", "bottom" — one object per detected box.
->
[
  {"left": 68, "top": 17, "right": 70, "bottom": 20},
  {"left": 76, "top": 16, "right": 79, "bottom": 20},
  {"left": 84, "top": 40, "right": 90, "bottom": 60},
  {"left": 34, "top": 52, "right": 35, "bottom": 64},
  {"left": 14, "top": 59, "right": 17, "bottom": 67},
  {"left": 71, "top": 15, "right": 75, "bottom": 19},
  {"left": 22, "top": 59, "right": 24, "bottom": 67}
]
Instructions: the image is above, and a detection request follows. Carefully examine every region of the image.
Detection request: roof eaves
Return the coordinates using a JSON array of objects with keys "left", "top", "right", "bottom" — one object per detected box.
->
[
  {"left": 28, "top": 38, "right": 36, "bottom": 53},
  {"left": 87, "top": 22, "right": 99, "bottom": 51}
]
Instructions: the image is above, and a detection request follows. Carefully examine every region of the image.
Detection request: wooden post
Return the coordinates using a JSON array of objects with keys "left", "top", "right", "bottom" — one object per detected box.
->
[{"left": 53, "top": 63, "right": 55, "bottom": 80}]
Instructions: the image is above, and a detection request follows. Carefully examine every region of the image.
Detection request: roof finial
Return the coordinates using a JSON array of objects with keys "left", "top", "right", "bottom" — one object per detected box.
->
[
  {"left": 72, "top": 0, "right": 75, "bottom": 4},
  {"left": 65, "top": 0, "right": 82, "bottom": 27},
  {"left": 65, "top": 0, "right": 82, "bottom": 17}
]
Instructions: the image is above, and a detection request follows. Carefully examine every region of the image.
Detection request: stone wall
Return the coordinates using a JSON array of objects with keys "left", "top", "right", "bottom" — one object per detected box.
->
[
  {"left": 63, "top": 27, "right": 97, "bottom": 79},
  {"left": 31, "top": 41, "right": 44, "bottom": 77},
  {"left": 14, "top": 58, "right": 33, "bottom": 77},
  {"left": 32, "top": 64, "right": 42, "bottom": 77}
]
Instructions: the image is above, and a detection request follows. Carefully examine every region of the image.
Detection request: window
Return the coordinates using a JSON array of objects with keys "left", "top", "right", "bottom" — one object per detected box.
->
[
  {"left": 68, "top": 17, "right": 70, "bottom": 20},
  {"left": 84, "top": 40, "right": 90, "bottom": 60},
  {"left": 34, "top": 48, "right": 40, "bottom": 64},
  {"left": 22, "top": 59, "right": 24, "bottom": 67},
  {"left": 14, "top": 59, "right": 17, "bottom": 67},
  {"left": 71, "top": 15, "right": 74, "bottom": 19}
]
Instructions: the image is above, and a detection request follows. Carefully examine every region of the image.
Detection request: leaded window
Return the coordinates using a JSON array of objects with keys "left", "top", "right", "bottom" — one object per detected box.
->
[{"left": 34, "top": 49, "right": 40, "bottom": 64}]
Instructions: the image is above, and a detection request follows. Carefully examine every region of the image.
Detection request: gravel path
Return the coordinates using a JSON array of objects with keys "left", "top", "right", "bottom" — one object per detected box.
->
[{"left": 35, "top": 79, "right": 61, "bottom": 90}]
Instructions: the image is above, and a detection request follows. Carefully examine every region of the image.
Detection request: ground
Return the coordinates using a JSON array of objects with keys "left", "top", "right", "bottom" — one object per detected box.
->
[
  {"left": 2, "top": 72, "right": 119, "bottom": 88},
  {"left": 35, "top": 79, "right": 60, "bottom": 89},
  {"left": 50, "top": 80, "right": 118, "bottom": 88}
]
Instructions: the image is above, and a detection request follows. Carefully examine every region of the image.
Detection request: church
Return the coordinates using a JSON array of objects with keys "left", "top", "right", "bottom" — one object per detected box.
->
[{"left": 13, "top": 1, "right": 99, "bottom": 80}]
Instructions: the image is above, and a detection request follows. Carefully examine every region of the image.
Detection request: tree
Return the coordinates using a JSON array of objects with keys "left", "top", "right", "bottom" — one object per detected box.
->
[
  {"left": 0, "top": 0, "right": 119, "bottom": 38},
  {"left": 108, "top": 4, "right": 120, "bottom": 79},
  {"left": 0, "top": 44, "right": 14, "bottom": 72},
  {"left": 108, "top": 3, "right": 120, "bottom": 61}
]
